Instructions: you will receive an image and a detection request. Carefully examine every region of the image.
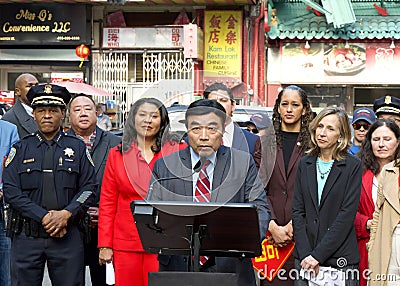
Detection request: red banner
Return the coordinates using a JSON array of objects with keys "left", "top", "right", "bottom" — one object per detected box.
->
[{"left": 252, "top": 235, "right": 295, "bottom": 282}]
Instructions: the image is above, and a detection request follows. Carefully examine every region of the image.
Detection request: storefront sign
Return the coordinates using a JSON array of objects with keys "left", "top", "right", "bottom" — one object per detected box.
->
[
  {"left": 269, "top": 42, "right": 400, "bottom": 84},
  {"left": 50, "top": 72, "right": 83, "bottom": 83},
  {"left": 204, "top": 10, "right": 242, "bottom": 80},
  {"left": 0, "top": 4, "right": 87, "bottom": 45},
  {"left": 183, "top": 24, "right": 204, "bottom": 60},
  {"left": 103, "top": 27, "right": 183, "bottom": 49}
]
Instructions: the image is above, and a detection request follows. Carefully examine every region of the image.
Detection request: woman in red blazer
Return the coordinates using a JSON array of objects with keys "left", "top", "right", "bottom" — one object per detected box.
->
[
  {"left": 98, "top": 98, "right": 185, "bottom": 286},
  {"left": 261, "top": 85, "right": 313, "bottom": 286},
  {"left": 355, "top": 119, "right": 399, "bottom": 286}
]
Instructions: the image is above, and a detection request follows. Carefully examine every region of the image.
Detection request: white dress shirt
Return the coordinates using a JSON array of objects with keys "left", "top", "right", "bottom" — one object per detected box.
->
[{"left": 222, "top": 120, "right": 234, "bottom": 147}]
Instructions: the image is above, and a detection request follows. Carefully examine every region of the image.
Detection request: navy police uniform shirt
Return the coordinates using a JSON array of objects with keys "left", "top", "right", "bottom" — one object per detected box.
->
[{"left": 3, "top": 130, "right": 97, "bottom": 223}]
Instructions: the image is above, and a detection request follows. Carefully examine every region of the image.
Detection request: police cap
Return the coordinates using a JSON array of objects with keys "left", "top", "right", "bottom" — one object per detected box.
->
[
  {"left": 27, "top": 84, "right": 71, "bottom": 109},
  {"left": 373, "top": 95, "right": 400, "bottom": 116}
]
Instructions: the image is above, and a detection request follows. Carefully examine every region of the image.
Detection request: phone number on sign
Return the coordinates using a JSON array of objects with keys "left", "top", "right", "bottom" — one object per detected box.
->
[{"left": 57, "top": 36, "right": 80, "bottom": 41}]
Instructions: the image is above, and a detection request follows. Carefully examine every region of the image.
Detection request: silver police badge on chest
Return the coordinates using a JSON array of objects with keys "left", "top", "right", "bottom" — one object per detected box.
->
[{"left": 64, "top": 147, "right": 74, "bottom": 158}]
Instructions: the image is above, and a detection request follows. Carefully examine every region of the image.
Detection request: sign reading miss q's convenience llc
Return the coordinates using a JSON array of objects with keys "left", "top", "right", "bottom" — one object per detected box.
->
[{"left": 0, "top": 4, "right": 87, "bottom": 45}]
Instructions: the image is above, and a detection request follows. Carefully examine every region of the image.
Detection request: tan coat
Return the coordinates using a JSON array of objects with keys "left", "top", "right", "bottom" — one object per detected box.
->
[{"left": 367, "top": 162, "right": 400, "bottom": 286}]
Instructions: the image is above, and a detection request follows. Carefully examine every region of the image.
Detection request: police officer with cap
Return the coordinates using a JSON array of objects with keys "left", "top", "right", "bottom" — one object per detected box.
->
[
  {"left": 373, "top": 95, "right": 400, "bottom": 127},
  {"left": 3, "top": 84, "right": 97, "bottom": 286}
]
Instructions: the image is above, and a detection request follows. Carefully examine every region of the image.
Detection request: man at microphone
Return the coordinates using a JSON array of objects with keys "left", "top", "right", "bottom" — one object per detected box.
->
[{"left": 147, "top": 99, "right": 270, "bottom": 286}]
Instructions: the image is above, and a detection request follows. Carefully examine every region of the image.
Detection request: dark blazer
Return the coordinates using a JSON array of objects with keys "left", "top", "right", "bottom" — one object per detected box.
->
[
  {"left": 2, "top": 100, "right": 37, "bottom": 139},
  {"left": 67, "top": 126, "right": 121, "bottom": 203},
  {"left": 266, "top": 141, "right": 305, "bottom": 225},
  {"left": 149, "top": 145, "right": 270, "bottom": 286},
  {"left": 292, "top": 154, "right": 362, "bottom": 268},
  {"left": 232, "top": 124, "right": 258, "bottom": 155}
]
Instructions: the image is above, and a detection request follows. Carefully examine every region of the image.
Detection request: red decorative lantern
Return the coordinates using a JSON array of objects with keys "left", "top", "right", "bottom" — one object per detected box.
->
[{"left": 75, "top": 44, "right": 90, "bottom": 68}]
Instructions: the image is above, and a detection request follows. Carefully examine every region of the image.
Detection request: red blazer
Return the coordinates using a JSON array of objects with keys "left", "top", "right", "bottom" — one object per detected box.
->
[
  {"left": 354, "top": 169, "right": 375, "bottom": 286},
  {"left": 98, "top": 141, "right": 185, "bottom": 251}
]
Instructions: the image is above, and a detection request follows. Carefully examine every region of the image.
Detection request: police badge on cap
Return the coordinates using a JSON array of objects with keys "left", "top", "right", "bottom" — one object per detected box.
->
[
  {"left": 373, "top": 95, "right": 400, "bottom": 116},
  {"left": 27, "top": 84, "right": 71, "bottom": 109}
]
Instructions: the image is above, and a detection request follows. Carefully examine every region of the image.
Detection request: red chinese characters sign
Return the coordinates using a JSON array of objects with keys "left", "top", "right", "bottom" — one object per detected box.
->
[
  {"left": 204, "top": 11, "right": 242, "bottom": 80},
  {"left": 102, "top": 27, "right": 183, "bottom": 49},
  {"left": 252, "top": 235, "right": 295, "bottom": 282}
]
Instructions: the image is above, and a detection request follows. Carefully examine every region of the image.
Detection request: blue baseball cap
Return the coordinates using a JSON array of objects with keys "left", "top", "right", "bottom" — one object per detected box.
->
[
  {"left": 248, "top": 113, "right": 271, "bottom": 130},
  {"left": 352, "top": 108, "right": 376, "bottom": 124}
]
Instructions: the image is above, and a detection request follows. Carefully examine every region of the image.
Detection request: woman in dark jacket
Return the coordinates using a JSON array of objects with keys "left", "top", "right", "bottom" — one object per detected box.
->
[{"left": 292, "top": 107, "right": 362, "bottom": 286}]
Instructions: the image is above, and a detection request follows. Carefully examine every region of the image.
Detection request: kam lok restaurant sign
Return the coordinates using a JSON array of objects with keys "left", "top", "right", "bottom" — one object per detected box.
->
[
  {"left": 204, "top": 10, "right": 242, "bottom": 80},
  {"left": 0, "top": 4, "right": 87, "bottom": 45}
]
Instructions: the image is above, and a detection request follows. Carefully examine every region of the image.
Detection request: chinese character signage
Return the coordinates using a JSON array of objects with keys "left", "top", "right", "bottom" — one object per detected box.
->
[
  {"left": 103, "top": 27, "right": 183, "bottom": 49},
  {"left": 204, "top": 11, "right": 242, "bottom": 80},
  {"left": 0, "top": 4, "right": 87, "bottom": 45},
  {"left": 252, "top": 235, "right": 295, "bottom": 282}
]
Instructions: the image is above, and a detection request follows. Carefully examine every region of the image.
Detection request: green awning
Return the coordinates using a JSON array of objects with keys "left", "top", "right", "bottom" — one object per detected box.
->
[{"left": 266, "top": 2, "right": 400, "bottom": 40}]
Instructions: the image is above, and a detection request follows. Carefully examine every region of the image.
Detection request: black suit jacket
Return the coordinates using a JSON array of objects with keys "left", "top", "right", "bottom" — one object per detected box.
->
[
  {"left": 149, "top": 145, "right": 270, "bottom": 286},
  {"left": 232, "top": 124, "right": 258, "bottom": 154},
  {"left": 2, "top": 100, "right": 37, "bottom": 138},
  {"left": 67, "top": 127, "right": 121, "bottom": 203},
  {"left": 292, "top": 154, "right": 362, "bottom": 267}
]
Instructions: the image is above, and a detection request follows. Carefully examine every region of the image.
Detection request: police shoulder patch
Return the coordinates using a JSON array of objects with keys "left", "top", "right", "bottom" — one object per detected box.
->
[
  {"left": 86, "top": 148, "right": 94, "bottom": 167},
  {"left": 5, "top": 147, "right": 16, "bottom": 167}
]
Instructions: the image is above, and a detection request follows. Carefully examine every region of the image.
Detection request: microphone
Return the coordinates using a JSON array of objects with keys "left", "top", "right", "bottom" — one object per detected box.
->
[{"left": 146, "top": 159, "right": 204, "bottom": 200}]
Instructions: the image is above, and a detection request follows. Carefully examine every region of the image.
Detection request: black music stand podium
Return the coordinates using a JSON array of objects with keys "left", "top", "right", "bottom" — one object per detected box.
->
[{"left": 130, "top": 201, "right": 262, "bottom": 286}]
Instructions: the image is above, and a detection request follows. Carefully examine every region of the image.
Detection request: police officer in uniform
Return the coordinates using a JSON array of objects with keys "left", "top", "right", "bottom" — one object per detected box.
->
[
  {"left": 373, "top": 94, "right": 400, "bottom": 127},
  {"left": 2, "top": 84, "right": 97, "bottom": 286}
]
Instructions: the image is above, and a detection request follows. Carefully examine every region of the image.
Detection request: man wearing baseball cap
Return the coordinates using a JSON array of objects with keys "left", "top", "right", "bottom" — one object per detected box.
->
[
  {"left": 349, "top": 108, "right": 376, "bottom": 155},
  {"left": 246, "top": 113, "right": 272, "bottom": 137},
  {"left": 373, "top": 95, "right": 400, "bottom": 127},
  {"left": 3, "top": 84, "right": 97, "bottom": 285}
]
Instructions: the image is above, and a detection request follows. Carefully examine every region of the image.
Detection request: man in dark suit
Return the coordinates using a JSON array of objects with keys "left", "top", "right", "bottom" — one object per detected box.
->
[
  {"left": 148, "top": 99, "right": 270, "bottom": 286},
  {"left": 203, "top": 83, "right": 260, "bottom": 161},
  {"left": 67, "top": 94, "right": 121, "bottom": 286},
  {"left": 3, "top": 73, "right": 39, "bottom": 138}
]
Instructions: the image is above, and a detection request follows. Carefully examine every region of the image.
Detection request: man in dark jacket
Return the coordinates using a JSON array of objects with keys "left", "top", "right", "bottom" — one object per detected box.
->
[
  {"left": 2, "top": 73, "right": 38, "bottom": 138},
  {"left": 68, "top": 94, "right": 121, "bottom": 286}
]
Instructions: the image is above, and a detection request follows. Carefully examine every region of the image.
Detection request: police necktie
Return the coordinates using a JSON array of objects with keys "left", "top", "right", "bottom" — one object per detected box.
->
[
  {"left": 41, "top": 141, "right": 58, "bottom": 210},
  {"left": 193, "top": 159, "right": 211, "bottom": 266}
]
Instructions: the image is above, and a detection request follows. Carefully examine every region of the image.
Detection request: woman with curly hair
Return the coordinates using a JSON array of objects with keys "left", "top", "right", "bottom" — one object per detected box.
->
[
  {"left": 98, "top": 98, "right": 185, "bottom": 286},
  {"left": 260, "top": 85, "right": 313, "bottom": 286},
  {"left": 355, "top": 119, "right": 400, "bottom": 286}
]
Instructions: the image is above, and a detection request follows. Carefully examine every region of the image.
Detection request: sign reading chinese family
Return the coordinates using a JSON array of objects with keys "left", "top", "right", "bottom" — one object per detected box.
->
[
  {"left": 103, "top": 27, "right": 183, "bottom": 49},
  {"left": 0, "top": 4, "right": 87, "bottom": 45},
  {"left": 204, "top": 11, "right": 242, "bottom": 81}
]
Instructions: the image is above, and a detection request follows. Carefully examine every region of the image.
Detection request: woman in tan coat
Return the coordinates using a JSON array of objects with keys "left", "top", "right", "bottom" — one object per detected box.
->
[{"left": 367, "top": 119, "right": 400, "bottom": 286}]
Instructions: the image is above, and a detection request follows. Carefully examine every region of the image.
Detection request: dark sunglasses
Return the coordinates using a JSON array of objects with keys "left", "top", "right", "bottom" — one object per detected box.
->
[
  {"left": 247, "top": 128, "right": 259, "bottom": 134},
  {"left": 352, "top": 122, "right": 371, "bottom": 130}
]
